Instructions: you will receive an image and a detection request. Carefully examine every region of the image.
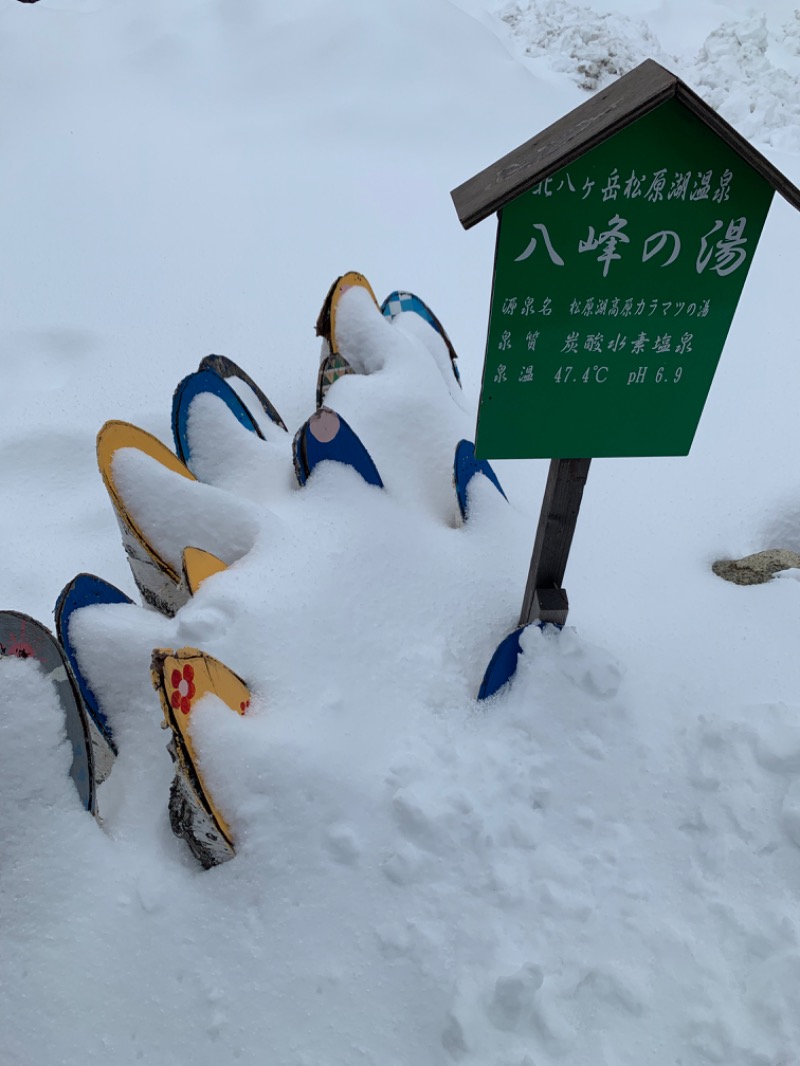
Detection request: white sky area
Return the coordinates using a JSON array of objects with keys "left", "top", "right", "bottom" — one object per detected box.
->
[{"left": 3, "top": 1, "right": 800, "bottom": 1064}]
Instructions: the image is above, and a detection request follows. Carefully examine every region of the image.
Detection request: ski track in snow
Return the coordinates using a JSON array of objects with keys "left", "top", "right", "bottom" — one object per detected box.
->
[{"left": 3, "top": 1, "right": 800, "bottom": 1064}]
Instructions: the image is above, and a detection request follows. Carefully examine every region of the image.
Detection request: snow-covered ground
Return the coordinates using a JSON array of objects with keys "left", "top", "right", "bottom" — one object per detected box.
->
[{"left": 3, "top": 1, "right": 800, "bottom": 1063}]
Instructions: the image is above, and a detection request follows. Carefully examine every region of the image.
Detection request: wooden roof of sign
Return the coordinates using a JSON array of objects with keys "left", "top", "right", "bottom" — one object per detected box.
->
[{"left": 451, "top": 59, "right": 800, "bottom": 229}]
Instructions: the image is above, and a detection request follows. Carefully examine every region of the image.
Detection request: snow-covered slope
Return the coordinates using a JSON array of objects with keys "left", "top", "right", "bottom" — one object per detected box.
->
[{"left": 3, "top": 2, "right": 800, "bottom": 1064}]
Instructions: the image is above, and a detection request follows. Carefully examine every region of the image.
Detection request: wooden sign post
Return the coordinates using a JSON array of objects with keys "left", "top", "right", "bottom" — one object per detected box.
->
[
  {"left": 519, "top": 457, "right": 591, "bottom": 627},
  {"left": 451, "top": 60, "right": 800, "bottom": 693}
]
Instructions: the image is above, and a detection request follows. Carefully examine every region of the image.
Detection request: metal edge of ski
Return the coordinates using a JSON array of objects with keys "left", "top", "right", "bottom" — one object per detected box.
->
[{"left": 0, "top": 609, "right": 97, "bottom": 814}]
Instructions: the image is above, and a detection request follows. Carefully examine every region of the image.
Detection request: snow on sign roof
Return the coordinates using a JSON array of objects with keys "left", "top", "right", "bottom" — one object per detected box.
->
[{"left": 451, "top": 59, "right": 800, "bottom": 230}]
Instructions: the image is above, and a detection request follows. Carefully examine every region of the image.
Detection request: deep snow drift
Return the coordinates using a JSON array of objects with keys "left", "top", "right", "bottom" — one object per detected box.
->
[{"left": 3, "top": 1, "right": 800, "bottom": 1064}]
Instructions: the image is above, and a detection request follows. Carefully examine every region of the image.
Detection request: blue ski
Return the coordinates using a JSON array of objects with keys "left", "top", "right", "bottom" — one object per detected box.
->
[{"left": 292, "top": 407, "right": 383, "bottom": 488}]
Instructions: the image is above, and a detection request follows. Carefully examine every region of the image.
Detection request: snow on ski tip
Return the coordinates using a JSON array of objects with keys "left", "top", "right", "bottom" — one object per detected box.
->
[
  {"left": 54, "top": 572, "right": 134, "bottom": 779},
  {"left": 97, "top": 420, "right": 198, "bottom": 614},
  {"left": 315, "top": 271, "right": 381, "bottom": 406},
  {"left": 172, "top": 368, "right": 265, "bottom": 472},
  {"left": 381, "top": 289, "right": 462, "bottom": 386},
  {"left": 96, "top": 419, "right": 257, "bottom": 617}
]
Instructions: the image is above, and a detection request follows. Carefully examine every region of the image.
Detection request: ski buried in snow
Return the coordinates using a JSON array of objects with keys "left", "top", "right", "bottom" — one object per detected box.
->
[
  {"left": 54, "top": 573, "right": 134, "bottom": 780},
  {"left": 381, "top": 289, "right": 461, "bottom": 386},
  {"left": 151, "top": 647, "right": 250, "bottom": 869},
  {"left": 97, "top": 420, "right": 198, "bottom": 616},
  {"left": 315, "top": 271, "right": 379, "bottom": 407},
  {"left": 0, "top": 610, "right": 96, "bottom": 813},
  {"left": 292, "top": 407, "right": 383, "bottom": 488}
]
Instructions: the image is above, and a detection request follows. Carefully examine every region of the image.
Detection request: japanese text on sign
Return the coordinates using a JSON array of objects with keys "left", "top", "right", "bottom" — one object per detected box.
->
[{"left": 477, "top": 99, "right": 774, "bottom": 458}]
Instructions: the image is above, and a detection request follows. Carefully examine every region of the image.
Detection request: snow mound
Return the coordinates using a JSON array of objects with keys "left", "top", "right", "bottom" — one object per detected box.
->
[
  {"left": 498, "top": 1, "right": 800, "bottom": 149},
  {"left": 498, "top": 0, "right": 669, "bottom": 90},
  {"left": 688, "top": 14, "right": 800, "bottom": 152}
]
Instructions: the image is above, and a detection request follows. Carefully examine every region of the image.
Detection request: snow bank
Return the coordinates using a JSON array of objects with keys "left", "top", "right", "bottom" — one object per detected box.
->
[{"left": 497, "top": 0, "right": 800, "bottom": 150}]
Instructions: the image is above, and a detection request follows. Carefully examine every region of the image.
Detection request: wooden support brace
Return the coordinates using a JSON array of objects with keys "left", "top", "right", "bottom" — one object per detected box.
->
[{"left": 519, "top": 458, "right": 591, "bottom": 627}]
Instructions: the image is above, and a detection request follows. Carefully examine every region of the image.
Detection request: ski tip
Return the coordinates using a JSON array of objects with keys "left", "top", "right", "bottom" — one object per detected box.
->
[
  {"left": 199, "top": 354, "right": 288, "bottom": 432},
  {"left": 172, "top": 368, "right": 264, "bottom": 469},
  {"left": 54, "top": 572, "right": 134, "bottom": 625},
  {"left": 54, "top": 573, "right": 133, "bottom": 752},
  {"left": 292, "top": 407, "right": 383, "bottom": 489},
  {"left": 182, "top": 547, "right": 228, "bottom": 596},
  {"left": 316, "top": 271, "right": 380, "bottom": 345},
  {"left": 96, "top": 420, "right": 197, "bottom": 607},
  {"left": 316, "top": 351, "right": 355, "bottom": 409},
  {"left": 97, "top": 420, "right": 196, "bottom": 490},
  {"left": 151, "top": 646, "right": 251, "bottom": 867},
  {"left": 381, "top": 289, "right": 461, "bottom": 386},
  {"left": 477, "top": 626, "right": 527, "bottom": 702},
  {"left": 453, "top": 439, "right": 507, "bottom": 523},
  {"left": 150, "top": 647, "right": 251, "bottom": 720}
]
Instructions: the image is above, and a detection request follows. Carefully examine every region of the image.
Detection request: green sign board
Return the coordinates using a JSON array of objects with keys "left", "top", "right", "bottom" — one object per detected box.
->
[{"left": 476, "top": 99, "right": 773, "bottom": 459}]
